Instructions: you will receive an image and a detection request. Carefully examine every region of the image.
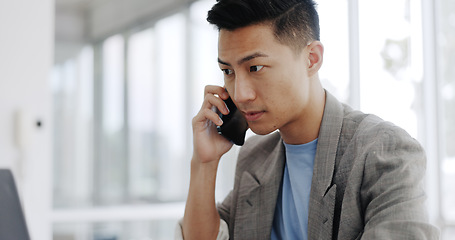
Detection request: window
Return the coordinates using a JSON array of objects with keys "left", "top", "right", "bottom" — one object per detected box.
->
[
  {"left": 317, "top": 0, "right": 350, "bottom": 104},
  {"left": 98, "top": 34, "right": 126, "bottom": 205},
  {"left": 154, "top": 12, "right": 189, "bottom": 201},
  {"left": 437, "top": 0, "right": 455, "bottom": 238},
  {"left": 52, "top": 1, "right": 221, "bottom": 239},
  {"left": 53, "top": 46, "right": 94, "bottom": 209},
  {"left": 358, "top": 0, "right": 420, "bottom": 138},
  {"left": 127, "top": 29, "right": 157, "bottom": 202}
]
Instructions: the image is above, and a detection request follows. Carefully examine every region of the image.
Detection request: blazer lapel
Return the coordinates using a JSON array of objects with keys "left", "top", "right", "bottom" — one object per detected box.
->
[
  {"left": 234, "top": 133, "right": 285, "bottom": 239},
  {"left": 308, "top": 91, "right": 344, "bottom": 240}
]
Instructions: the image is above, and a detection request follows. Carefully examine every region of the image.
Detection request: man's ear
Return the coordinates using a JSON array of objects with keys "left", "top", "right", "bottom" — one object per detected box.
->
[{"left": 307, "top": 41, "right": 324, "bottom": 76}]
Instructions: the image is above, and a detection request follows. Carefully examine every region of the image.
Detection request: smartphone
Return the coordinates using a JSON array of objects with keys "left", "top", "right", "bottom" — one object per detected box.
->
[{"left": 217, "top": 96, "right": 248, "bottom": 146}]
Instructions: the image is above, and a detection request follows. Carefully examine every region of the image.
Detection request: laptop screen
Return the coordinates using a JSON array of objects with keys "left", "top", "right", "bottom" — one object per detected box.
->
[{"left": 0, "top": 169, "right": 31, "bottom": 240}]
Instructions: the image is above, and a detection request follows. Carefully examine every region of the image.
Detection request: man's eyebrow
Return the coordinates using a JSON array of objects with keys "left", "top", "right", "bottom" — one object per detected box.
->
[
  {"left": 218, "top": 58, "right": 231, "bottom": 66},
  {"left": 218, "top": 52, "right": 269, "bottom": 66}
]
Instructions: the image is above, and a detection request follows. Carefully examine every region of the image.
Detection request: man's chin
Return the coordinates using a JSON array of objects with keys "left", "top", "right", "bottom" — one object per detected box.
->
[{"left": 248, "top": 126, "right": 278, "bottom": 136}]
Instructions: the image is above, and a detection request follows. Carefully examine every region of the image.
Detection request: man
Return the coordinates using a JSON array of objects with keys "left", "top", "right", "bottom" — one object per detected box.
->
[{"left": 178, "top": 0, "right": 439, "bottom": 239}]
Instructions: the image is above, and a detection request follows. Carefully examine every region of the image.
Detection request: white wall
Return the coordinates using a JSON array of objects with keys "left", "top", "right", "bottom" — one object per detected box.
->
[{"left": 0, "top": 0, "right": 54, "bottom": 239}]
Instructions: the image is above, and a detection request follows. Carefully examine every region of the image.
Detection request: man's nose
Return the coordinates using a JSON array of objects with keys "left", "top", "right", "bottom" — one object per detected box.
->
[{"left": 234, "top": 75, "right": 256, "bottom": 104}]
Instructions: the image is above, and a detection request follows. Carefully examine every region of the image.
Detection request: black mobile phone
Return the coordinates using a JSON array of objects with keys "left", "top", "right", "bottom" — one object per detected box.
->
[{"left": 217, "top": 96, "right": 248, "bottom": 146}]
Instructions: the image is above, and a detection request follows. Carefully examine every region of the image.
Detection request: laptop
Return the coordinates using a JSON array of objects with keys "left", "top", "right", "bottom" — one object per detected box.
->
[{"left": 0, "top": 169, "right": 31, "bottom": 240}]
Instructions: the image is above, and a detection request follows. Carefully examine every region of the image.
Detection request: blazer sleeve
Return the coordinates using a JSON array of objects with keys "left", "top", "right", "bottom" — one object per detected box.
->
[
  {"left": 359, "top": 124, "right": 439, "bottom": 239},
  {"left": 217, "top": 190, "right": 233, "bottom": 226}
]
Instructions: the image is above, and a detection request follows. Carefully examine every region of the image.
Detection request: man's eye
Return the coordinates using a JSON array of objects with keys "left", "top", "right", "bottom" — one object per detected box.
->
[
  {"left": 222, "top": 69, "right": 234, "bottom": 75},
  {"left": 250, "top": 65, "right": 264, "bottom": 72}
]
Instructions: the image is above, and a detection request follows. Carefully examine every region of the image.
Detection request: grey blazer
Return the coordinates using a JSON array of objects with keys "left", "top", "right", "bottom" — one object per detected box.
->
[{"left": 217, "top": 91, "right": 439, "bottom": 239}]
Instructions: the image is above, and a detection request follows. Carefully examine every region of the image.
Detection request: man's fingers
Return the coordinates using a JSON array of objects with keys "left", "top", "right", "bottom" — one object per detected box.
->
[
  {"left": 204, "top": 85, "right": 229, "bottom": 100},
  {"left": 193, "top": 106, "right": 223, "bottom": 127},
  {"left": 201, "top": 92, "right": 229, "bottom": 116},
  {"left": 203, "top": 108, "right": 223, "bottom": 126}
]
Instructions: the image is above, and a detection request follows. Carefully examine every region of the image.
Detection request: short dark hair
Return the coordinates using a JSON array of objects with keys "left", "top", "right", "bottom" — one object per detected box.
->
[{"left": 207, "top": 0, "right": 320, "bottom": 52}]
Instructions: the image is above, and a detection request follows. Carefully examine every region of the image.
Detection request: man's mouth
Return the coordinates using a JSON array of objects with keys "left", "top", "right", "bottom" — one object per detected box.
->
[{"left": 242, "top": 111, "right": 265, "bottom": 122}]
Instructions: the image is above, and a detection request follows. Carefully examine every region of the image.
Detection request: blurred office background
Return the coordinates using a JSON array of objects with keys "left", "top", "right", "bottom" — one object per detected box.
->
[{"left": 0, "top": 0, "right": 454, "bottom": 239}]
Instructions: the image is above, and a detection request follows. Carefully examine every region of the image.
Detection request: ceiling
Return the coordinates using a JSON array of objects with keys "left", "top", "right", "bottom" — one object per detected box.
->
[
  {"left": 55, "top": 0, "right": 101, "bottom": 8},
  {"left": 54, "top": 0, "right": 193, "bottom": 63}
]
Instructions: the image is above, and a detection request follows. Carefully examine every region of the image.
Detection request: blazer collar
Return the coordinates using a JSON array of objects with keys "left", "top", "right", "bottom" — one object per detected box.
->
[
  {"left": 249, "top": 132, "right": 285, "bottom": 187},
  {"left": 308, "top": 90, "right": 344, "bottom": 239},
  {"left": 235, "top": 132, "right": 285, "bottom": 239},
  {"left": 313, "top": 90, "right": 344, "bottom": 196}
]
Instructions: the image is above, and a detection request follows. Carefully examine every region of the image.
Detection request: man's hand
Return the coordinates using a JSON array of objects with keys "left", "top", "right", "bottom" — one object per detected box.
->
[
  {"left": 182, "top": 85, "right": 234, "bottom": 240},
  {"left": 192, "top": 85, "right": 234, "bottom": 165}
]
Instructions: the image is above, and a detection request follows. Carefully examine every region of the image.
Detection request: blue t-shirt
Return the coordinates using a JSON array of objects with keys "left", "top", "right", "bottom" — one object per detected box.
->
[{"left": 271, "top": 138, "right": 317, "bottom": 240}]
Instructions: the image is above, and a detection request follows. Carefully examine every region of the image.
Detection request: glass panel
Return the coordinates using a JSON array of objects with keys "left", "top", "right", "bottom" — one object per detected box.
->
[
  {"left": 127, "top": 28, "right": 158, "bottom": 202},
  {"left": 437, "top": 0, "right": 455, "bottom": 222},
  {"left": 53, "top": 46, "right": 94, "bottom": 208},
  {"left": 76, "top": 47, "right": 95, "bottom": 208},
  {"left": 316, "top": 0, "right": 350, "bottom": 103},
  {"left": 358, "top": 0, "right": 420, "bottom": 138},
  {"left": 98, "top": 35, "right": 126, "bottom": 205},
  {"left": 155, "top": 13, "right": 188, "bottom": 201},
  {"left": 53, "top": 60, "right": 77, "bottom": 208},
  {"left": 53, "top": 220, "right": 178, "bottom": 240}
]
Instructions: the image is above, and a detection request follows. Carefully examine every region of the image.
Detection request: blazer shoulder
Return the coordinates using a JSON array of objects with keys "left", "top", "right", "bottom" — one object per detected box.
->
[
  {"left": 355, "top": 113, "right": 418, "bottom": 146},
  {"left": 340, "top": 104, "right": 417, "bottom": 145}
]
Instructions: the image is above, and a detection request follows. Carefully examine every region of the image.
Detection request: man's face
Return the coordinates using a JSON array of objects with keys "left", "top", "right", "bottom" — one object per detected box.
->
[{"left": 218, "top": 23, "right": 316, "bottom": 136}]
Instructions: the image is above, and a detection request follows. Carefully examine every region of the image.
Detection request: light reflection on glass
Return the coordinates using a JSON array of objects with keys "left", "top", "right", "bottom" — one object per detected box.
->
[
  {"left": 155, "top": 13, "right": 187, "bottom": 201},
  {"left": 127, "top": 29, "right": 158, "bottom": 200},
  {"left": 358, "top": 0, "right": 419, "bottom": 138},
  {"left": 100, "top": 34, "right": 126, "bottom": 205},
  {"left": 102, "top": 35, "right": 125, "bottom": 134},
  {"left": 438, "top": 0, "right": 455, "bottom": 224},
  {"left": 316, "top": 0, "right": 350, "bottom": 103}
]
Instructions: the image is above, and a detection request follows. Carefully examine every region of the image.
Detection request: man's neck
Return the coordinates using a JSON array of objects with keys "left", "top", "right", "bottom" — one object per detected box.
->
[{"left": 280, "top": 85, "right": 326, "bottom": 145}]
